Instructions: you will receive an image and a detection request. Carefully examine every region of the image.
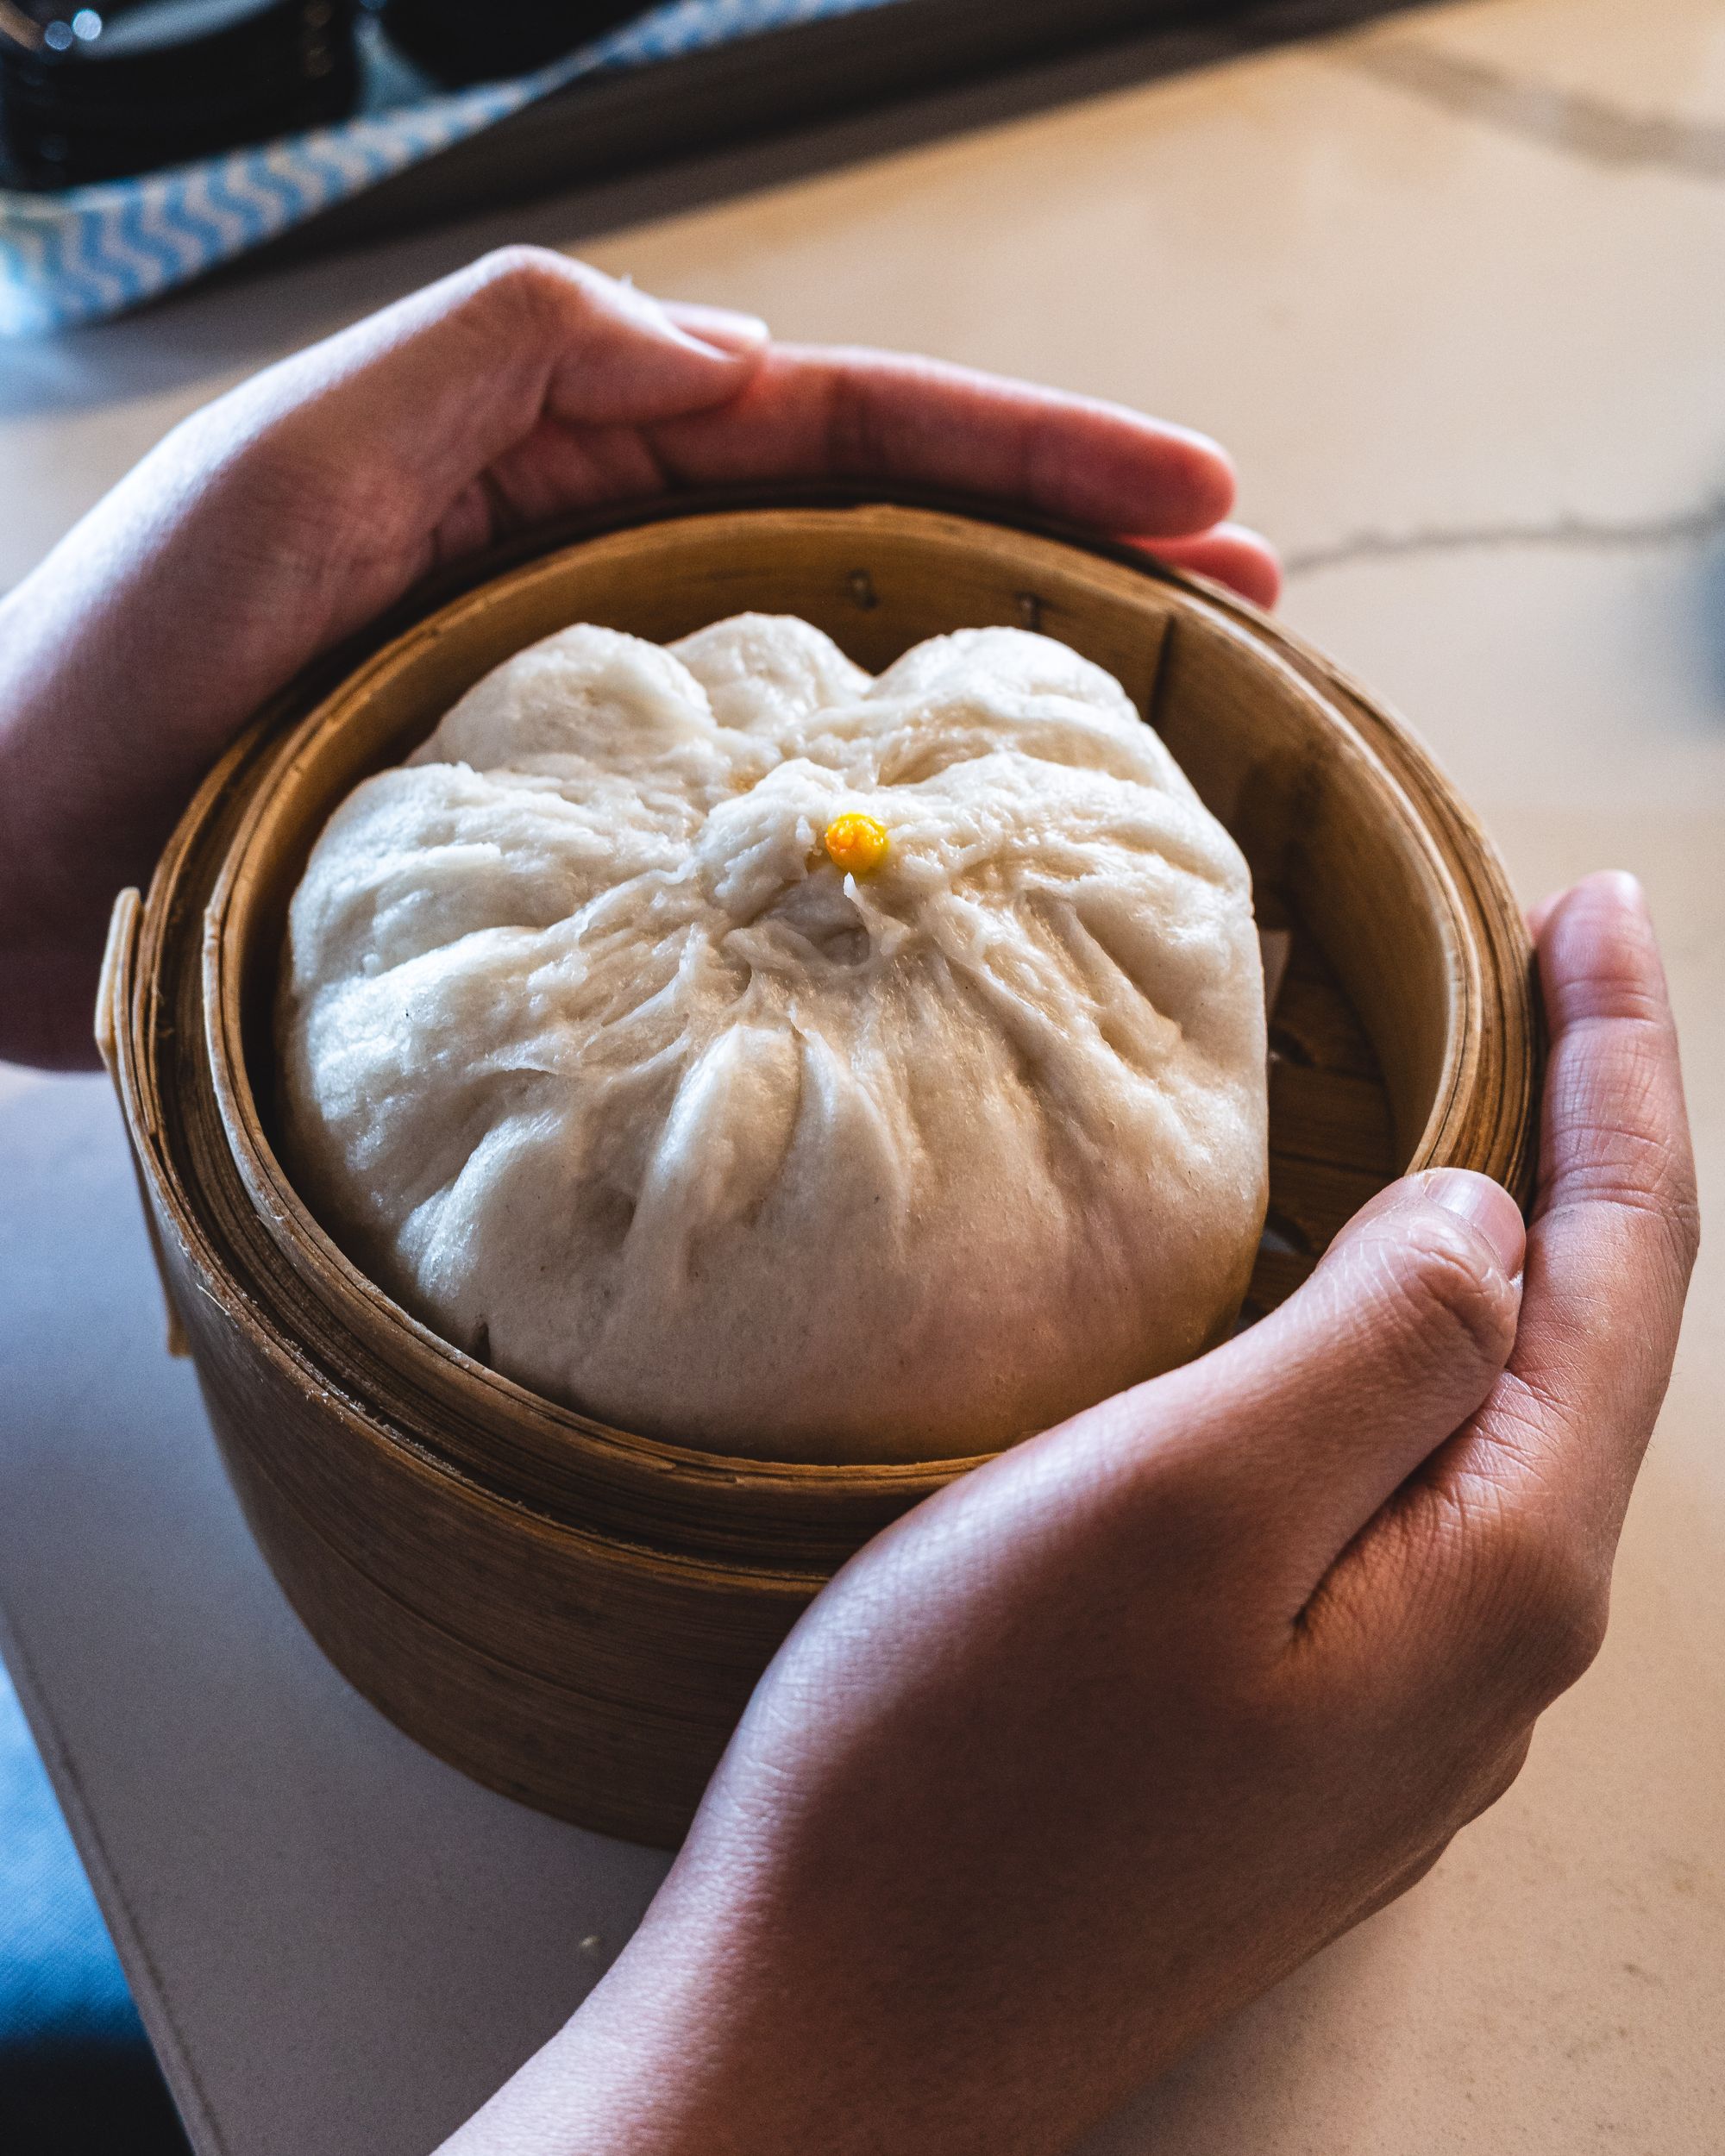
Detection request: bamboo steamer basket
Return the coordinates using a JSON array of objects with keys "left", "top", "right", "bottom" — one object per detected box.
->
[{"left": 98, "top": 492, "right": 1539, "bottom": 1847}]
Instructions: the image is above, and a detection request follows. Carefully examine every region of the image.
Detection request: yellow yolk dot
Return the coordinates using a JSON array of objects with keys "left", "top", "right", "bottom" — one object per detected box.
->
[{"left": 823, "top": 812, "right": 890, "bottom": 876}]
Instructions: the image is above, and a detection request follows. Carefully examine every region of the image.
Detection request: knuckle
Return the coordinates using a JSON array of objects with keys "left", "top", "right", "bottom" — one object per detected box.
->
[
  {"left": 1550, "top": 1025, "right": 1700, "bottom": 1274},
  {"left": 1543, "top": 1589, "right": 1611, "bottom": 1696},
  {"left": 1665, "top": 1159, "right": 1703, "bottom": 1277},
  {"left": 1678, "top": 1192, "right": 1703, "bottom": 1276},
  {"left": 1490, "top": 1514, "right": 1611, "bottom": 1704},
  {"left": 1560, "top": 1113, "right": 1697, "bottom": 1239},
  {"left": 1370, "top": 1223, "right": 1520, "bottom": 1372},
  {"left": 1467, "top": 1729, "right": 1534, "bottom": 1821},
  {"left": 468, "top": 244, "right": 599, "bottom": 322}
]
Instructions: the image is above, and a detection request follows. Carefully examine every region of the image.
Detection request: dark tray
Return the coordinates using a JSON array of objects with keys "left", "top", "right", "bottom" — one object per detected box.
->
[{"left": 257, "top": 0, "right": 1433, "bottom": 272}]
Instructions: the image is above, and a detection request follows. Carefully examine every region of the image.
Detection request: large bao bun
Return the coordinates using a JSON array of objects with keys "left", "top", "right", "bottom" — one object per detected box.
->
[{"left": 279, "top": 613, "right": 1268, "bottom": 1463}]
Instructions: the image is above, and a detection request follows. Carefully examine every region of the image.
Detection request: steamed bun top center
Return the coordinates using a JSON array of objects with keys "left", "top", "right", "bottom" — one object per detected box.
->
[
  {"left": 405, "top": 613, "right": 1189, "bottom": 980},
  {"left": 281, "top": 608, "right": 1266, "bottom": 1464}
]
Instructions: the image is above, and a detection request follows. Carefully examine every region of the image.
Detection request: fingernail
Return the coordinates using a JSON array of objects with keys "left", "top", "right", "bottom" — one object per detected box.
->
[
  {"left": 1598, "top": 868, "right": 1647, "bottom": 915},
  {"left": 659, "top": 318, "right": 744, "bottom": 358},
  {"left": 707, "top": 309, "right": 771, "bottom": 342},
  {"left": 671, "top": 304, "right": 771, "bottom": 352},
  {"left": 1421, "top": 1169, "right": 1527, "bottom": 1282}
]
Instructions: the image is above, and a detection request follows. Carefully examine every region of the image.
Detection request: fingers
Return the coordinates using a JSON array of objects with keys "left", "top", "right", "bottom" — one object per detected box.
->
[
  {"left": 230, "top": 248, "right": 765, "bottom": 530},
  {"left": 1337, "top": 874, "right": 1696, "bottom": 1716},
  {"left": 191, "top": 245, "right": 1252, "bottom": 617},
  {"left": 647, "top": 342, "right": 1238, "bottom": 537},
  {"left": 1064, "top": 1169, "right": 1523, "bottom": 1621},
  {"left": 536, "top": 265, "right": 769, "bottom": 421},
  {"left": 1125, "top": 523, "right": 1283, "bottom": 608},
  {"left": 1226, "top": 1169, "right": 1524, "bottom": 1598},
  {"left": 1432, "top": 874, "right": 1697, "bottom": 1566},
  {"left": 236, "top": 249, "right": 1241, "bottom": 595}
]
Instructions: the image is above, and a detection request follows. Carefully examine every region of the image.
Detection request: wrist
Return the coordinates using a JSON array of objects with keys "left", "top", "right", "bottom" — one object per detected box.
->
[
  {"left": 431, "top": 1843, "right": 1088, "bottom": 2156},
  {"left": 434, "top": 1901, "right": 853, "bottom": 2156}
]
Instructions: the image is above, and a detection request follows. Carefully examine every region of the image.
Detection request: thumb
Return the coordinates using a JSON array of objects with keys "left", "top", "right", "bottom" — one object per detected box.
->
[
  {"left": 1065, "top": 1169, "right": 1526, "bottom": 1613},
  {"left": 1218, "top": 1169, "right": 1527, "bottom": 1590},
  {"left": 221, "top": 247, "right": 765, "bottom": 515},
  {"left": 539, "top": 260, "right": 771, "bottom": 423}
]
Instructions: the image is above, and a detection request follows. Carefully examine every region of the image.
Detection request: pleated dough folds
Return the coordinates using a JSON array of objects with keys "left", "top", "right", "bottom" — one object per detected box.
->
[{"left": 279, "top": 614, "right": 1268, "bottom": 1463}]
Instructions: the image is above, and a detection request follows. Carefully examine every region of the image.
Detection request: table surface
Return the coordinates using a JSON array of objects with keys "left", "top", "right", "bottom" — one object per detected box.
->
[{"left": 3, "top": 1, "right": 1723, "bottom": 2149}]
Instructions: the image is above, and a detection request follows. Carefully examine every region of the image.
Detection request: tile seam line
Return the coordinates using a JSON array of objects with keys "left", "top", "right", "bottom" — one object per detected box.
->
[
  {"left": 1332, "top": 35, "right": 1725, "bottom": 183},
  {"left": 1283, "top": 495, "right": 1725, "bottom": 580}
]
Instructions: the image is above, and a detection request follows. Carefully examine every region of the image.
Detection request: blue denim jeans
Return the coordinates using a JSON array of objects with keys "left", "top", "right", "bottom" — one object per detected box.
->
[{"left": 0, "top": 1665, "right": 189, "bottom": 2153}]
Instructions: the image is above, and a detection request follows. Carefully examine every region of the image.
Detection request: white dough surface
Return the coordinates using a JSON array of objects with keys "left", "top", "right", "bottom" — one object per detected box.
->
[{"left": 279, "top": 615, "right": 1268, "bottom": 1463}]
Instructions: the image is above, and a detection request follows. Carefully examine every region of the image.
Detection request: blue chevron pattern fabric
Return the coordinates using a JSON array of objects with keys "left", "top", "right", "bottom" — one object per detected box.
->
[{"left": 0, "top": 0, "right": 903, "bottom": 336}]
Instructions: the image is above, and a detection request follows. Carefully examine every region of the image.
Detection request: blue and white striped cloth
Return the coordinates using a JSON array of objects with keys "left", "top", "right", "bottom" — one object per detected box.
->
[{"left": 0, "top": 0, "right": 902, "bottom": 335}]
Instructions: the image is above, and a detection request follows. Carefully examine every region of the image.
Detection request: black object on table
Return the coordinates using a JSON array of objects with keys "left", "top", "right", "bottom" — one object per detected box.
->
[
  {"left": 378, "top": 0, "right": 649, "bottom": 86},
  {"left": 248, "top": 0, "right": 1437, "bottom": 275},
  {"left": 0, "top": 0, "right": 359, "bottom": 189}
]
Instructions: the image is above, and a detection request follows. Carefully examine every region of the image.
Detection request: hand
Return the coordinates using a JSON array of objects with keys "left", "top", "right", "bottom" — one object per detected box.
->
[
  {"left": 0, "top": 246, "right": 1274, "bottom": 1069},
  {"left": 439, "top": 872, "right": 1696, "bottom": 2156}
]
